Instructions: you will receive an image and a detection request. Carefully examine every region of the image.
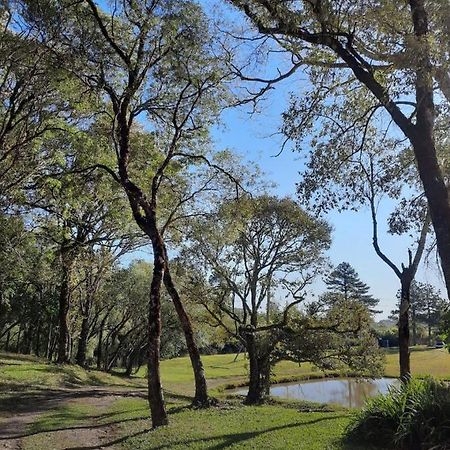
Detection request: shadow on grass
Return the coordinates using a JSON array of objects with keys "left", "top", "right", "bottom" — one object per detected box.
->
[
  {"left": 0, "top": 352, "right": 42, "bottom": 363},
  {"left": 0, "top": 410, "right": 149, "bottom": 441},
  {"left": 65, "top": 414, "right": 348, "bottom": 450},
  {"left": 0, "top": 387, "right": 147, "bottom": 418}
]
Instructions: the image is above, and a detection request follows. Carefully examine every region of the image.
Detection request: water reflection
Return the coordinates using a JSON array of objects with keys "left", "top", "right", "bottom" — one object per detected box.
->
[{"left": 236, "top": 378, "right": 399, "bottom": 408}]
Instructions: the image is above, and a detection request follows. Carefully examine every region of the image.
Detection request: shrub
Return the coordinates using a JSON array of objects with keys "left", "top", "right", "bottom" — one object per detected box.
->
[{"left": 345, "top": 377, "right": 450, "bottom": 449}]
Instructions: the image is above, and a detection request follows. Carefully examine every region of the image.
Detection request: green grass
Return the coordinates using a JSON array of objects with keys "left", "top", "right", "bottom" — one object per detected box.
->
[
  {"left": 156, "top": 353, "right": 329, "bottom": 395},
  {"left": 28, "top": 403, "right": 94, "bottom": 434},
  {"left": 2, "top": 348, "right": 450, "bottom": 396},
  {"left": 2, "top": 349, "right": 449, "bottom": 450},
  {"left": 105, "top": 398, "right": 369, "bottom": 450},
  {"left": 384, "top": 347, "right": 450, "bottom": 379},
  {"left": 0, "top": 352, "right": 144, "bottom": 390}
]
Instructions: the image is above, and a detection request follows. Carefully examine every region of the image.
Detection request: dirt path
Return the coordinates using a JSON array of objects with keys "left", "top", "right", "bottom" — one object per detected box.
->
[{"left": 0, "top": 387, "right": 146, "bottom": 450}]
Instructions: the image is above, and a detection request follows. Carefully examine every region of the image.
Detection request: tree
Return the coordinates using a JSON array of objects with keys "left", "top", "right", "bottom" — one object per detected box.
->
[
  {"left": 24, "top": 0, "right": 233, "bottom": 424},
  {"left": 391, "top": 282, "right": 446, "bottom": 346},
  {"left": 0, "top": 1, "right": 88, "bottom": 209},
  {"left": 228, "top": 0, "right": 450, "bottom": 305},
  {"left": 186, "top": 195, "right": 381, "bottom": 403},
  {"left": 325, "top": 262, "right": 379, "bottom": 311}
]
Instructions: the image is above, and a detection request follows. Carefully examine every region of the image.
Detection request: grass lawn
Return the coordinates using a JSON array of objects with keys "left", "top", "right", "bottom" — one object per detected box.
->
[
  {"left": 0, "top": 352, "right": 144, "bottom": 391},
  {"left": 158, "top": 353, "right": 327, "bottom": 396},
  {"left": 384, "top": 346, "right": 450, "bottom": 378},
  {"left": 108, "top": 398, "right": 361, "bottom": 450},
  {"left": 1, "top": 348, "right": 450, "bottom": 449},
  {"left": 21, "top": 396, "right": 367, "bottom": 450},
  {"left": 2, "top": 347, "right": 450, "bottom": 395}
]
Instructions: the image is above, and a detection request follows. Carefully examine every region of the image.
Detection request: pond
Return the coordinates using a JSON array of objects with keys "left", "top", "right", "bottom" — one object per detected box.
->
[{"left": 234, "top": 377, "right": 399, "bottom": 408}]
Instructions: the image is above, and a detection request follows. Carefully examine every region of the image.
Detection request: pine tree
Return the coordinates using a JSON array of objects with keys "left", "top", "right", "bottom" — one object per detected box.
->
[{"left": 325, "top": 262, "right": 379, "bottom": 310}]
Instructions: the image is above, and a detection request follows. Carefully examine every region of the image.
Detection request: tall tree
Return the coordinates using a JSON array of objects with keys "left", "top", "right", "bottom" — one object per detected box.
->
[
  {"left": 23, "top": 0, "right": 233, "bottom": 424},
  {"left": 325, "top": 262, "right": 379, "bottom": 311},
  {"left": 186, "top": 195, "right": 380, "bottom": 403},
  {"left": 228, "top": 0, "right": 450, "bottom": 304}
]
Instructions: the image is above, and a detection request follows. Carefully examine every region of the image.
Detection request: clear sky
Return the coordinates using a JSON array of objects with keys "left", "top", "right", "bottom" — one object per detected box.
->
[{"left": 210, "top": 81, "right": 447, "bottom": 320}]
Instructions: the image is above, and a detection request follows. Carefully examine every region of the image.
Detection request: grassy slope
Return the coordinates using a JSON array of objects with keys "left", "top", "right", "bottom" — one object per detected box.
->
[
  {"left": 2, "top": 347, "right": 450, "bottom": 394},
  {"left": 0, "top": 352, "right": 144, "bottom": 391}
]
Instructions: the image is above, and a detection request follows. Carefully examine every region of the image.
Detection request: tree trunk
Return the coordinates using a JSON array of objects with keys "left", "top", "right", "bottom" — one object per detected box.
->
[
  {"left": 97, "top": 318, "right": 106, "bottom": 370},
  {"left": 16, "top": 325, "right": 21, "bottom": 353},
  {"left": 411, "top": 307, "right": 417, "bottom": 346},
  {"left": 46, "top": 324, "right": 53, "bottom": 359},
  {"left": 125, "top": 348, "right": 135, "bottom": 377},
  {"left": 147, "top": 241, "right": 168, "bottom": 428},
  {"left": 399, "top": 279, "right": 411, "bottom": 380},
  {"left": 163, "top": 259, "right": 209, "bottom": 407},
  {"left": 244, "top": 334, "right": 270, "bottom": 404},
  {"left": 57, "top": 250, "right": 74, "bottom": 364},
  {"left": 35, "top": 321, "right": 41, "bottom": 357},
  {"left": 76, "top": 310, "right": 90, "bottom": 367},
  {"left": 5, "top": 330, "right": 10, "bottom": 352}
]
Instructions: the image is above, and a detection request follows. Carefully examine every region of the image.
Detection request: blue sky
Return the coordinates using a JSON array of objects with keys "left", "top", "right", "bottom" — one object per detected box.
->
[
  {"left": 210, "top": 85, "right": 446, "bottom": 319},
  {"left": 202, "top": 0, "right": 447, "bottom": 318},
  {"left": 98, "top": 0, "right": 446, "bottom": 319}
]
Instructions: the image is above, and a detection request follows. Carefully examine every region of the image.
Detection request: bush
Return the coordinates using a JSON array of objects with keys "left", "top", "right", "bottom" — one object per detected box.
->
[{"left": 345, "top": 377, "right": 450, "bottom": 449}]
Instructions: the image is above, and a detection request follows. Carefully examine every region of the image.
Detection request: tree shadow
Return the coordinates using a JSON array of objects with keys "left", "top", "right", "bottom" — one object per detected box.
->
[
  {"left": 61, "top": 413, "right": 347, "bottom": 450},
  {"left": 0, "top": 387, "right": 147, "bottom": 424},
  {"left": 0, "top": 411, "right": 149, "bottom": 441}
]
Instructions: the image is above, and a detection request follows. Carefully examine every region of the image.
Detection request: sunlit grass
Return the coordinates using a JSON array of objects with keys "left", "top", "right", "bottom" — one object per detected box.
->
[
  {"left": 384, "top": 347, "right": 450, "bottom": 379},
  {"left": 106, "top": 398, "right": 366, "bottom": 450}
]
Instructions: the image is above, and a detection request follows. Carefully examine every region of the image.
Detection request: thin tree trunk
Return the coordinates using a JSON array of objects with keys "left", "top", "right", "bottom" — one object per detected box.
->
[
  {"left": 399, "top": 279, "right": 411, "bottom": 380},
  {"left": 35, "top": 321, "right": 41, "bottom": 356},
  {"left": 147, "top": 241, "right": 168, "bottom": 428},
  {"left": 97, "top": 318, "right": 106, "bottom": 370},
  {"left": 46, "top": 324, "right": 53, "bottom": 359},
  {"left": 76, "top": 312, "right": 90, "bottom": 367},
  {"left": 5, "top": 330, "right": 10, "bottom": 352},
  {"left": 163, "top": 259, "right": 209, "bottom": 407},
  {"left": 57, "top": 250, "right": 74, "bottom": 364},
  {"left": 16, "top": 326, "right": 21, "bottom": 353}
]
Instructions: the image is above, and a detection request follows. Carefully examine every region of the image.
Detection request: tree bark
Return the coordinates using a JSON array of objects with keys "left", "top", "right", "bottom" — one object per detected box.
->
[
  {"left": 411, "top": 306, "right": 417, "bottom": 346},
  {"left": 147, "top": 240, "right": 168, "bottom": 428},
  {"left": 76, "top": 311, "right": 90, "bottom": 367},
  {"left": 399, "top": 279, "right": 411, "bottom": 380},
  {"left": 96, "top": 317, "right": 106, "bottom": 370},
  {"left": 35, "top": 321, "right": 41, "bottom": 357},
  {"left": 244, "top": 334, "right": 270, "bottom": 404},
  {"left": 163, "top": 257, "right": 209, "bottom": 407},
  {"left": 57, "top": 248, "right": 74, "bottom": 364}
]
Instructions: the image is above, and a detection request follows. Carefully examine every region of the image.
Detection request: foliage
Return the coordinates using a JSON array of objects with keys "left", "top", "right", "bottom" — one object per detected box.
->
[
  {"left": 390, "top": 282, "right": 446, "bottom": 345},
  {"left": 324, "top": 262, "right": 379, "bottom": 311},
  {"left": 345, "top": 377, "right": 450, "bottom": 450}
]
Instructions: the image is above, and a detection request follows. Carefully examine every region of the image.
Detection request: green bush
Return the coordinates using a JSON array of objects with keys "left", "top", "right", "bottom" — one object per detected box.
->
[{"left": 345, "top": 377, "right": 450, "bottom": 449}]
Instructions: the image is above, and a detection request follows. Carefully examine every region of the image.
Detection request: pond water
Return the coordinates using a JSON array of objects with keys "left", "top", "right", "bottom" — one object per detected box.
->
[{"left": 234, "top": 377, "right": 399, "bottom": 408}]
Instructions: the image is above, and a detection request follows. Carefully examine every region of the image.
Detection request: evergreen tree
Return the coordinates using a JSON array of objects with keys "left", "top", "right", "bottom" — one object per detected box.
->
[{"left": 325, "top": 262, "right": 379, "bottom": 311}]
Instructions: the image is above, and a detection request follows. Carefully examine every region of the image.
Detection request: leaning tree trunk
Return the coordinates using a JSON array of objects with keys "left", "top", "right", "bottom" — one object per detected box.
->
[
  {"left": 147, "top": 238, "right": 168, "bottom": 428},
  {"left": 399, "top": 279, "right": 411, "bottom": 381},
  {"left": 163, "top": 258, "right": 209, "bottom": 407},
  {"left": 408, "top": 0, "right": 450, "bottom": 302}
]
